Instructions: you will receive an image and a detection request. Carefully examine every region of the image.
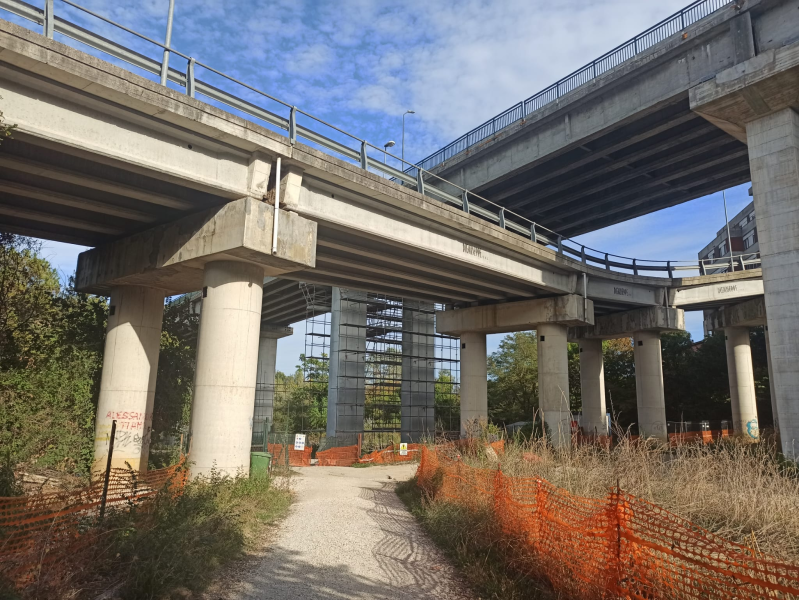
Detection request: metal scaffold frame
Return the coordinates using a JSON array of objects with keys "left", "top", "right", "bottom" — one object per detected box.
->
[{"left": 256, "top": 285, "right": 460, "bottom": 455}]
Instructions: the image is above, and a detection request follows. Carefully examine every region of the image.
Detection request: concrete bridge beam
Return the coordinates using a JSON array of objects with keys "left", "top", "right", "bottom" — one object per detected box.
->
[
  {"left": 459, "top": 331, "right": 487, "bottom": 437},
  {"left": 253, "top": 324, "right": 293, "bottom": 448},
  {"left": 325, "top": 287, "right": 367, "bottom": 445},
  {"left": 401, "top": 301, "right": 436, "bottom": 443},
  {"left": 190, "top": 261, "right": 265, "bottom": 478},
  {"left": 724, "top": 326, "right": 760, "bottom": 442},
  {"left": 633, "top": 331, "right": 668, "bottom": 442},
  {"left": 538, "top": 323, "right": 572, "bottom": 448},
  {"left": 93, "top": 285, "right": 165, "bottom": 475},
  {"left": 578, "top": 338, "right": 607, "bottom": 438}
]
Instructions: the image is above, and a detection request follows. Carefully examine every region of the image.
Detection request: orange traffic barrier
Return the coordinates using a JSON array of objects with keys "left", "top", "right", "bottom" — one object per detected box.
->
[
  {"left": 0, "top": 459, "right": 186, "bottom": 589},
  {"left": 417, "top": 445, "right": 799, "bottom": 599},
  {"left": 359, "top": 443, "right": 421, "bottom": 464}
]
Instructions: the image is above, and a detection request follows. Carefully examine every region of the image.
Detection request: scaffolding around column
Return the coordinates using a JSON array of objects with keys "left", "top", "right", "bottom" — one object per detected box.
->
[{"left": 260, "top": 285, "right": 460, "bottom": 455}]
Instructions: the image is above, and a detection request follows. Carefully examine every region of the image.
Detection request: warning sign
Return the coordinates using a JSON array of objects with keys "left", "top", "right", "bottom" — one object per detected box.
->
[
  {"left": 294, "top": 433, "right": 306, "bottom": 452},
  {"left": 399, "top": 442, "right": 408, "bottom": 456}
]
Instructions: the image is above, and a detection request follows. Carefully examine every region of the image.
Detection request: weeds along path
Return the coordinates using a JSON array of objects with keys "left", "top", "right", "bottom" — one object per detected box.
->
[{"left": 205, "top": 464, "right": 474, "bottom": 600}]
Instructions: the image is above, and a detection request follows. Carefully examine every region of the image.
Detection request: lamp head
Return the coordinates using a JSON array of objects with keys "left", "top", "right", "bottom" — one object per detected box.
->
[{"left": 384, "top": 140, "right": 396, "bottom": 148}]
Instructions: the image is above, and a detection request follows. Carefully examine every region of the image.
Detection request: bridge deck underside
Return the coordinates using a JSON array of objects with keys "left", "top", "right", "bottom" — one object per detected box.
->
[
  {"left": 0, "top": 137, "right": 229, "bottom": 246},
  {"left": 466, "top": 97, "right": 751, "bottom": 237}
]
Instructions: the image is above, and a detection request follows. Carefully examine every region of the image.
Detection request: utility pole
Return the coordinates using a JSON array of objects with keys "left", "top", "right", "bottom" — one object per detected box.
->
[
  {"left": 723, "top": 190, "right": 734, "bottom": 272},
  {"left": 160, "top": 0, "right": 176, "bottom": 86}
]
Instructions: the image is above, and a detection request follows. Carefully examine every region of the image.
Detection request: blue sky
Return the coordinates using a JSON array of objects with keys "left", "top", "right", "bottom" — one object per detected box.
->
[{"left": 3, "top": 0, "right": 753, "bottom": 374}]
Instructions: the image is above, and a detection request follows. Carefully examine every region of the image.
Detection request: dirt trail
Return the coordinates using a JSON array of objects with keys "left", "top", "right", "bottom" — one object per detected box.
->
[{"left": 202, "top": 464, "right": 473, "bottom": 600}]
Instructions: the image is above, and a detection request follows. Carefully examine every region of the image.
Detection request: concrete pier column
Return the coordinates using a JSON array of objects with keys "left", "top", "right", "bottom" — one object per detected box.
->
[
  {"left": 538, "top": 323, "right": 571, "bottom": 448},
  {"left": 579, "top": 338, "right": 607, "bottom": 437},
  {"left": 747, "top": 108, "right": 799, "bottom": 456},
  {"left": 252, "top": 326, "right": 292, "bottom": 448},
  {"left": 724, "top": 327, "right": 759, "bottom": 441},
  {"left": 189, "top": 261, "right": 264, "bottom": 478},
  {"left": 459, "top": 331, "right": 487, "bottom": 437},
  {"left": 764, "top": 326, "right": 779, "bottom": 435},
  {"left": 93, "top": 285, "right": 165, "bottom": 475},
  {"left": 326, "top": 287, "right": 367, "bottom": 445},
  {"left": 632, "top": 331, "right": 667, "bottom": 441},
  {"left": 401, "top": 301, "right": 436, "bottom": 443}
]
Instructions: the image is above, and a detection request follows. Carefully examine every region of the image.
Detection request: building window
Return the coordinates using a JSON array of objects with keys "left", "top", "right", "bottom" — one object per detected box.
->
[
  {"left": 717, "top": 240, "right": 728, "bottom": 256},
  {"left": 706, "top": 249, "right": 715, "bottom": 260},
  {"left": 738, "top": 218, "right": 748, "bottom": 228},
  {"left": 743, "top": 231, "right": 755, "bottom": 249},
  {"left": 749, "top": 211, "right": 755, "bottom": 222}
]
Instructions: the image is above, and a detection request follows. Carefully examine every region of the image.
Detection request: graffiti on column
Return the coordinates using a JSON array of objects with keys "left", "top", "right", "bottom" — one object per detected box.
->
[
  {"left": 746, "top": 418, "right": 759, "bottom": 439},
  {"left": 98, "top": 411, "right": 153, "bottom": 451}
]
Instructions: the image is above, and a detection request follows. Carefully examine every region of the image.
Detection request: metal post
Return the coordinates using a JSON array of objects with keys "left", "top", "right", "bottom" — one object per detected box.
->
[
  {"left": 581, "top": 245, "right": 587, "bottom": 264},
  {"left": 605, "top": 253, "right": 610, "bottom": 270},
  {"left": 531, "top": 222, "right": 537, "bottom": 243},
  {"left": 667, "top": 261, "right": 673, "bottom": 279},
  {"left": 99, "top": 419, "right": 117, "bottom": 520},
  {"left": 360, "top": 141, "right": 368, "bottom": 170},
  {"left": 632, "top": 258, "right": 638, "bottom": 276},
  {"left": 498, "top": 207, "right": 506, "bottom": 229},
  {"left": 289, "top": 107, "right": 297, "bottom": 145},
  {"left": 462, "top": 191, "right": 470, "bottom": 214},
  {"left": 272, "top": 156, "right": 281, "bottom": 255},
  {"left": 43, "top": 0, "right": 54, "bottom": 39},
  {"left": 723, "top": 190, "right": 734, "bottom": 272},
  {"left": 416, "top": 168, "right": 425, "bottom": 196},
  {"left": 160, "top": 0, "right": 176, "bottom": 87},
  {"left": 557, "top": 235, "right": 563, "bottom": 255},
  {"left": 185, "top": 57, "right": 195, "bottom": 97}
]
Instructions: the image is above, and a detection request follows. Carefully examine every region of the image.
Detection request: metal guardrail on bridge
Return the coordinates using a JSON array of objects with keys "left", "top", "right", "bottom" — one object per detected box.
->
[
  {"left": 410, "top": 0, "right": 732, "bottom": 174},
  {"left": 0, "top": 0, "right": 753, "bottom": 279}
]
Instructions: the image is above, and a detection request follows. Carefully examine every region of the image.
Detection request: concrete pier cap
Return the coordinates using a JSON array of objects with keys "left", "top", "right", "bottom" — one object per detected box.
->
[
  {"left": 568, "top": 306, "right": 685, "bottom": 341},
  {"left": 75, "top": 197, "right": 317, "bottom": 296},
  {"left": 436, "top": 294, "right": 594, "bottom": 336}
]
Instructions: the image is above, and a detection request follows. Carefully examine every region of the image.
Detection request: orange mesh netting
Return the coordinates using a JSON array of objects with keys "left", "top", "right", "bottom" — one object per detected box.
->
[
  {"left": 359, "top": 443, "right": 421, "bottom": 464},
  {"left": 0, "top": 460, "right": 186, "bottom": 588},
  {"left": 316, "top": 445, "right": 359, "bottom": 466},
  {"left": 266, "top": 443, "right": 312, "bottom": 467},
  {"left": 417, "top": 445, "right": 799, "bottom": 599}
]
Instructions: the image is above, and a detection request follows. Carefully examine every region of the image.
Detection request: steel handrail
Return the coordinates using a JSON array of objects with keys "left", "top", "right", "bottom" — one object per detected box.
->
[
  {"left": 411, "top": 0, "right": 732, "bottom": 173},
  {"left": 0, "top": 0, "right": 743, "bottom": 279}
]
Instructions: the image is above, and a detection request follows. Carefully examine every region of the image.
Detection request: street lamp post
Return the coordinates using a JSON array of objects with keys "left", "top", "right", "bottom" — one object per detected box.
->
[
  {"left": 383, "top": 140, "right": 396, "bottom": 163},
  {"left": 402, "top": 110, "right": 415, "bottom": 162}
]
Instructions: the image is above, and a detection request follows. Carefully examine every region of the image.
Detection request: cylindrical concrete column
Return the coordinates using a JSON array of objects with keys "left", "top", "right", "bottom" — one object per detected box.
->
[
  {"left": 764, "top": 326, "right": 779, "bottom": 435},
  {"left": 725, "top": 327, "right": 760, "bottom": 441},
  {"left": 579, "top": 338, "right": 607, "bottom": 437},
  {"left": 460, "top": 331, "right": 487, "bottom": 437},
  {"left": 747, "top": 108, "right": 799, "bottom": 457},
  {"left": 253, "top": 333, "right": 279, "bottom": 447},
  {"left": 538, "top": 323, "right": 571, "bottom": 448},
  {"left": 632, "top": 331, "right": 667, "bottom": 441},
  {"left": 189, "top": 261, "right": 264, "bottom": 478},
  {"left": 93, "top": 285, "right": 165, "bottom": 475}
]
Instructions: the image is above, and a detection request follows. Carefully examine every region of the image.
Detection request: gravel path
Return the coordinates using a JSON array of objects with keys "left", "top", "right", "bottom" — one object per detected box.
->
[{"left": 203, "top": 464, "right": 474, "bottom": 600}]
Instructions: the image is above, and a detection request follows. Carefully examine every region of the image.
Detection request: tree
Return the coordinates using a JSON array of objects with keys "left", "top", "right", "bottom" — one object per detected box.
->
[{"left": 487, "top": 331, "right": 538, "bottom": 425}]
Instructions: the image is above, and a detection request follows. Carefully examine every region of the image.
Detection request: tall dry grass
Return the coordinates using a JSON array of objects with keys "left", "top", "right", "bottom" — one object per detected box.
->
[{"left": 461, "top": 431, "right": 799, "bottom": 563}]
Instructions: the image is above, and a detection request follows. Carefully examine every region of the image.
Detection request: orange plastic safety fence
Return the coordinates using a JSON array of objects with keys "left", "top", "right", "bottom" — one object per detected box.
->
[
  {"left": 316, "top": 445, "right": 359, "bottom": 467},
  {"left": 0, "top": 459, "right": 187, "bottom": 588},
  {"left": 359, "top": 443, "right": 421, "bottom": 464},
  {"left": 417, "top": 446, "right": 799, "bottom": 600},
  {"left": 266, "top": 443, "right": 312, "bottom": 467}
]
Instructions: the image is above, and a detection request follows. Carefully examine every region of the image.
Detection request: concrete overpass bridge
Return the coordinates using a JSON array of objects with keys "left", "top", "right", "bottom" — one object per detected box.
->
[{"left": 0, "top": 0, "right": 793, "bottom": 474}]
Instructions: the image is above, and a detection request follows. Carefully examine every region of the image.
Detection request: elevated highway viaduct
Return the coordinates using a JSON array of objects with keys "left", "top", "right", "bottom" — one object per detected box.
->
[{"left": 0, "top": 1, "right": 792, "bottom": 472}]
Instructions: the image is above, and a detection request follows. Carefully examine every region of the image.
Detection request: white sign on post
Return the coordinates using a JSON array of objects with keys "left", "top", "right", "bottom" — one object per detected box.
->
[
  {"left": 399, "top": 442, "right": 408, "bottom": 456},
  {"left": 294, "top": 433, "right": 306, "bottom": 452}
]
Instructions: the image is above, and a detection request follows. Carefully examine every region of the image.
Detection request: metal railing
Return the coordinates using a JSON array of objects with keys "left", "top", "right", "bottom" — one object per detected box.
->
[
  {"left": 699, "top": 252, "right": 761, "bottom": 275},
  {"left": 0, "top": 0, "right": 752, "bottom": 280},
  {"left": 411, "top": 0, "right": 732, "bottom": 174}
]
